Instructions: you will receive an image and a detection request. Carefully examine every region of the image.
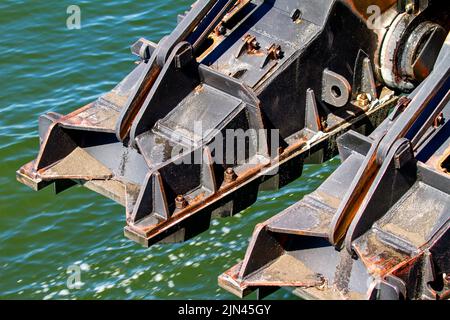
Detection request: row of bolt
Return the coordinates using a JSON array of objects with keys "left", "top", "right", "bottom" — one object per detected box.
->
[
  {"left": 242, "top": 34, "right": 283, "bottom": 59},
  {"left": 317, "top": 93, "right": 371, "bottom": 132},
  {"left": 354, "top": 92, "right": 445, "bottom": 128},
  {"left": 236, "top": 7, "right": 302, "bottom": 61}
]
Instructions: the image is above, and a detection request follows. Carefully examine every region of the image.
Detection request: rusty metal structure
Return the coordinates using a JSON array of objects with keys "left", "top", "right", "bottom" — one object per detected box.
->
[
  {"left": 17, "top": 0, "right": 448, "bottom": 299},
  {"left": 219, "top": 8, "right": 450, "bottom": 300}
]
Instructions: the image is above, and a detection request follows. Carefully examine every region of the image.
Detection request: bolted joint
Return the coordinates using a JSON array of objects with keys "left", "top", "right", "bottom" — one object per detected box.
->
[
  {"left": 433, "top": 112, "right": 445, "bottom": 128},
  {"left": 398, "top": 0, "right": 419, "bottom": 14},
  {"left": 260, "top": 43, "right": 283, "bottom": 68},
  {"left": 321, "top": 118, "right": 328, "bottom": 130},
  {"left": 224, "top": 168, "right": 237, "bottom": 184},
  {"left": 214, "top": 23, "right": 227, "bottom": 36},
  {"left": 405, "top": 2, "right": 416, "bottom": 14},
  {"left": 175, "top": 195, "right": 188, "bottom": 209},
  {"left": 267, "top": 44, "right": 283, "bottom": 60},
  {"left": 356, "top": 93, "right": 370, "bottom": 108},
  {"left": 243, "top": 34, "right": 260, "bottom": 52}
]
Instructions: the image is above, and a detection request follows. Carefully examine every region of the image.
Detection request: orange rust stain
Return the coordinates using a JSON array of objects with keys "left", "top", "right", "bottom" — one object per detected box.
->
[{"left": 194, "top": 84, "right": 204, "bottom": 93}]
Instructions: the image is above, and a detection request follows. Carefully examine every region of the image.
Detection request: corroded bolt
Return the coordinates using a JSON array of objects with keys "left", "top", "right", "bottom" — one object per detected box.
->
[
  {"left": 215, "top": 23, "right": 226, "bottom": 36},
  {"left": 405, "top": 2, "right": 416, "bottom": 14},
  {"left": 243, "top": 34, "right": 260, "bottom": 52},
  {"left": 356, "top": 93, "right": 370, "bottom": 108},
  {"left": 224, "top": 167, "right": 237, "bottom": 184},
  {"left": 267, "top": 44, "right": 282, "bottom": 60},
  {"left": 433, "top": 112, "right": 444, "bottom": 128},
  {"left": 175, "top": 195, "right": 188, "bottom": 209}
]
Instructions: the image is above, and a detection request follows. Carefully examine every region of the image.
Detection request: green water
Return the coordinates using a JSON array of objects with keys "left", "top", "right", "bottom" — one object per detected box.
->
[{"left": 0, "top": 0, "right": 340, "bottom": 299}]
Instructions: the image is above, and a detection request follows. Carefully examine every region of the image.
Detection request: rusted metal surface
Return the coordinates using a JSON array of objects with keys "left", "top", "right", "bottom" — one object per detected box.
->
[
  {"left": 219, "top": 31, "right": 450, "bottom": 300},
  {"left": 17, "top": 0, "right": 449, "bottom": 298},
  {"left": 222, "top": 0, "right": 251, "bottom": 24},
  {"left": 18, "top": 1, "right": 411, "bottom": 246}
]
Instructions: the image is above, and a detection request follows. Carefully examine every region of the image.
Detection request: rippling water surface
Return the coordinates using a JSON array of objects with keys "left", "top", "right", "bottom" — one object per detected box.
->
[{"left": 0, "top": 0, "right": 340, "bottom": 299}]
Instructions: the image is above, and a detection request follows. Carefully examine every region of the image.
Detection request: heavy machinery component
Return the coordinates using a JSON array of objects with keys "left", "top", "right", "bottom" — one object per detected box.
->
[
  {"left": 380, "top": 1, "right": 448, "bottom": 90},
  {"left": 219, "top": 32, "right": 450, "bottom": 300},
  {"left": 17, "top": 0, "right": 448, "bottom": 247}
]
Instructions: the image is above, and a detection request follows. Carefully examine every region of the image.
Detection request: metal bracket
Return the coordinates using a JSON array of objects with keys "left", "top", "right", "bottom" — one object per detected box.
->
[
  {"left": 368, "top": 279, "right": 402, "bottom": 300},
  {"left": 393, "top": 139, "right": 414, "bottom": 169},
  {"left": 131, "top": 38, "right": 157, "bottom": 61},
  {"left": 305, "top": 89, "right": 322, "bottom": 133},
  {"left": 322, "top": 69, "right": 351, "bottom": 107},
  {"left": 235, "top": 34, "right": 260, "bottom": 58},
  {"left": 260, "top": 44, "right": 282, "bottom": 69}
]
